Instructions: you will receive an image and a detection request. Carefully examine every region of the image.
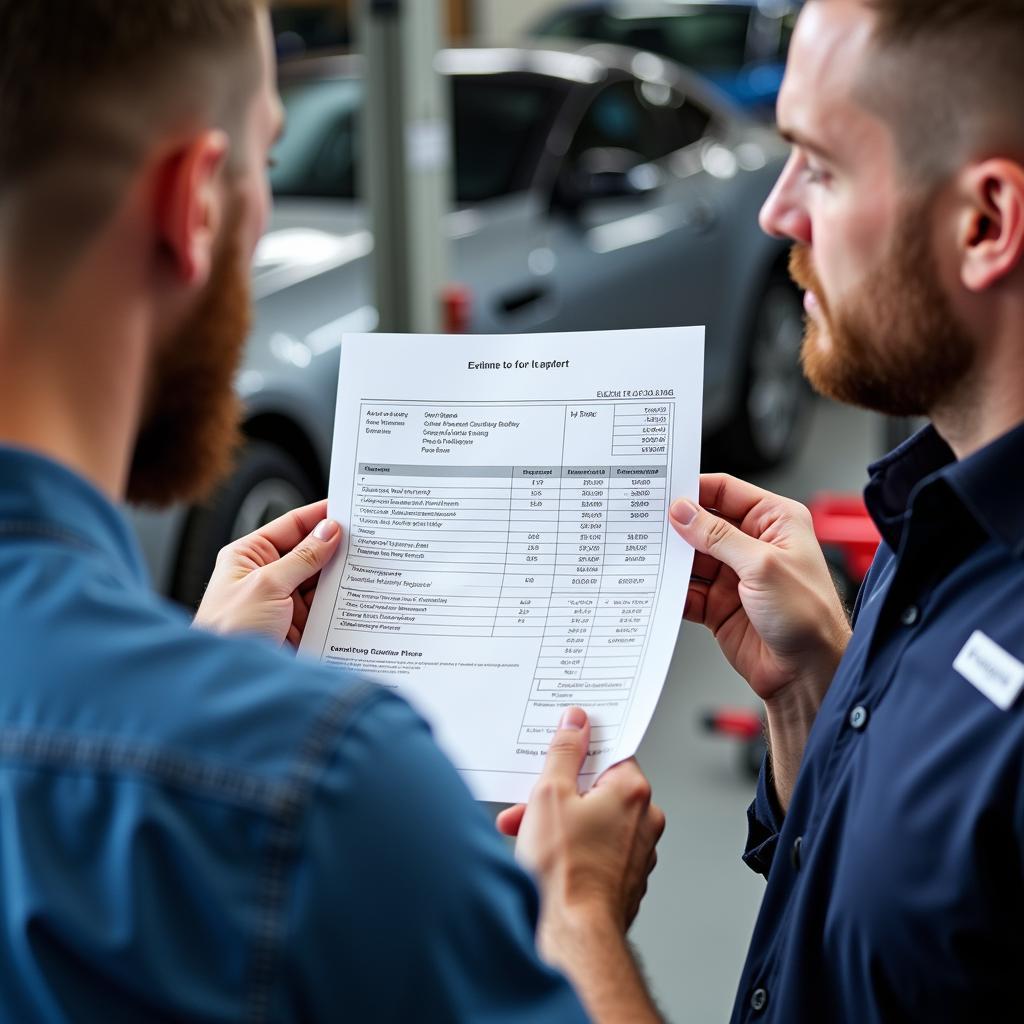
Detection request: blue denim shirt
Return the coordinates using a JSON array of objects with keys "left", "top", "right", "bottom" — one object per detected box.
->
[
  {"left": 0, "top": 447, "right": 587, "bottom": 1023},
  {"left": 732, "top": 423, "right": 1024, "bottom": 1023}
]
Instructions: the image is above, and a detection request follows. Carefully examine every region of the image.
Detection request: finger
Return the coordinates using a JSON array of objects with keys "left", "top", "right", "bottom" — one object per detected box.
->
[
  {"left": 627, "top": 884, "right": 646, "bottom": 928},
  {"left": 592, "top": 758, "right": 652, "bottom": 808},
  {"left": 292, "top": 591, "right": 310, "bottom": 634},
  {"left": 670, "top": 499, "right": 771, "bottom": 579},
  {"left": 299, "top": 571, "right": 321, "bottom": 600},
  {"left": 683, "top": 584, "right": 708, "bottom": 624},
  {"left": 286, "top": 624, "right": 302, "bottom": 648},
  {"left": 263, "top": 519, "right": 342, "bottom": 596},
  {"left": 496, "top": 803, "right": 526, "bottom": 836},
  {"left": 698, "top": 474, "right": 778, "bottom": 524},
  {"left": 688, "top": 559, "right": 743, "bottom": 625},
  {"left": 646, "top": 803, "right": 667, "bottom": 845},
  {"left": 593, "top": 755, "right": 640, "bottom": 788},
  {"left": 691, "top": 550, "right": 725, "bottom": 584},
  {"left": 536, "top": 707, "right": 591, "bottom": 791},
  {"left": 242, "top": 499, "right": 330, "bottom": 554}
]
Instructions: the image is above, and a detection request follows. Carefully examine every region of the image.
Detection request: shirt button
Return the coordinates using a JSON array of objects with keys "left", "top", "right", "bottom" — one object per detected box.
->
[
  {"left": 791, "top": 834, "right": 803, "bottom": 871},
  {"left": 849, "top": 705, "right": 869, "bottom": 730},
  {"left": 750, "top": 987, "right": 768, "bottom": 1013},
  {"left": 900, "top": 604, "right": 920, "bottom": 626}
]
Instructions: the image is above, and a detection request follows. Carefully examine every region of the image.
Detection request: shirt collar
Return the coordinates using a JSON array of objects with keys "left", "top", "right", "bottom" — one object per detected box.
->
[
  {"left": 865, "top": 420, "right": 1024, "bottom": 558},
  {"left": 0, "top": 446, "right": 149, "bottom": 584}
]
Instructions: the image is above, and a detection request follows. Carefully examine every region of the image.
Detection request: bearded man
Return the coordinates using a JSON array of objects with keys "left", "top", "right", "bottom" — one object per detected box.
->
[
  {"left": 670, "top": 0, "right": 1024, "bottom": 1020},
  {"left": 0, "top": 2, "right": 666, "bottom": 1020}
]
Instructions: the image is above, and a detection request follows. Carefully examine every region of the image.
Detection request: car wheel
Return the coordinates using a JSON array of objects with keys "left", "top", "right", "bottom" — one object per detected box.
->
[
  {"left": 711, "top": 275, "right": 808, "bottom": 472},
  {"left": 171, "top": 440, "right": 321, "bottom": 610}
]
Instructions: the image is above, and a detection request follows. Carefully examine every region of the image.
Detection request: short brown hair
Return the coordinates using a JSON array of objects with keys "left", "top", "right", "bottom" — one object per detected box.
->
[
  {"left": 866, "top": 0, "right": 1024, "bottom": 44},
  {"left": 0, "top": 0, "right": 264, "bottom": 284},
  {"left": 818, "top": 0, "right": 1024, "bottom": 183}
]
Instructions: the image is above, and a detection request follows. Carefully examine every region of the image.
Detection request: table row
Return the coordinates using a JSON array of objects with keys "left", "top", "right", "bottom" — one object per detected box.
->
[
  {"left": 342, "top": 566, "right": 664, "bottom": 592},
  {"left": 348, "top": 532, "right": 663, "bottom": 548},
  {"left": 334, "top": 612, "right": 653, "bottom": 632},
  {"left": 355, "top": 496, "right": 666, "bottom": 511},
  {"left": 356, "top": 484, "right": 667, "bottom": 498},
  {"left": 334, "top": 592, "right": 655, "bottom": 609},
  {"left": 334, "top": 620, "right": 656, "bottom": 638},
  {"left": 352, "top": 539, "right": 663, "bottom": 556},
  {"left": 518, "top": 697, "right": 630, "bottom": 745},
  {"left": 356, "top": 463, "right": 669, "bottom": 480},
  {"left": 349, "top": 553, "right": 662, "bottom": 569}
]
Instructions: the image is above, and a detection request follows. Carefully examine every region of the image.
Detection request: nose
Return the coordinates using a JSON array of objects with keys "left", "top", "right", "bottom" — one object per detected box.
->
[{"left": 759, "top": 153, "right": 812, "bottom": 245}]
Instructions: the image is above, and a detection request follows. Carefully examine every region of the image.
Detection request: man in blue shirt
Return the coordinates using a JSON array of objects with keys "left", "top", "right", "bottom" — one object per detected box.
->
[
  {"left": 669, "top": 0, "right": 1024, "bottom": 1020},
  {"left": 0, "top": 2, "right": 665, "bottom": 1020}
]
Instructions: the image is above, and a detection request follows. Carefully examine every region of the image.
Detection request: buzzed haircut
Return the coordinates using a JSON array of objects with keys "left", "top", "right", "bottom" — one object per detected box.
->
[
  {"left": 867, "top": 0, "right": 1024, "bottom": 43},
  {"left": 0, "top": 0, "right": 264, "bottom": 284},
  {"left": 850, "top": 0, "right": 1024, "bottom": 182}
]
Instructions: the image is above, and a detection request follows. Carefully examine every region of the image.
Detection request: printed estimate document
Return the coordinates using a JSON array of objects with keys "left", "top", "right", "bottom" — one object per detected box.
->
[{"left": 299, "top": 328, "right": 704, "bottom": 802}]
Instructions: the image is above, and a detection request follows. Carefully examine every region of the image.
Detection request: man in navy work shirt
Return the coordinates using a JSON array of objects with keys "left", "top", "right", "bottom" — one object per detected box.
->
[
  {"left": 0, "top": 2, "right": 666, "bottom": 1021},
  {"left": 668, "top": 0, "right": 1024, "bottom": 1020}
]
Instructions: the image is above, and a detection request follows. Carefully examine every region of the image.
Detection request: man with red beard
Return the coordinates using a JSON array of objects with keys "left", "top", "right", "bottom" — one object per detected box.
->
[
  {"left": 670, "top": 0, "right": 1024, "bottom": 1020},
  {"left": 0, "top": 2, "right": 665, "bottom": 1021}
]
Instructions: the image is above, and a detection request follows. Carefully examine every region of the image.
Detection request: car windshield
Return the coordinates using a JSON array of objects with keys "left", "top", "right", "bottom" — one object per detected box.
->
[
  {"left": 536, "top": 6, "right": 754, "bottom": 73},
  {"left": 271, "top": 72, "right": 566, "bottom": 203}
]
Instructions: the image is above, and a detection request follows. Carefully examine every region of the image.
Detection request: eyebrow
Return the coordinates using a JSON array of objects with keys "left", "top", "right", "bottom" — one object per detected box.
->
[{"left": 778, "top": 125, "right": 833, "bottom": 161}]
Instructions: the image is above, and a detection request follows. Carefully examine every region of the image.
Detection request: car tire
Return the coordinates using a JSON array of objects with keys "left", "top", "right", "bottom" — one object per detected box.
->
[
  {"left": 710, "top": 274, "right": 809, "bottom": 472},
  {"left": 171, "top": 440, "right": 321, "bottom": 610}
]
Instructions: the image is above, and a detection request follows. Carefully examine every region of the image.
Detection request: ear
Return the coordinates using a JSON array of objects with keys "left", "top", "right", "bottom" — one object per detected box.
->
[
  {"left": 957, "top": 159, "right": 1024, "bottom": 293},
  {"left": 153, "top": 130, "right": 230, "bottom": 288}
]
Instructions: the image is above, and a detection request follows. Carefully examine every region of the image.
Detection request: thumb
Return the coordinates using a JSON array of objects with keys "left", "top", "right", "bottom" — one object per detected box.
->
[
  {"left": 496, "top": 803, "right": 526, "bottom": 837},
  {"left": 670, "top": 499, "right": 768, "bottom": 578},
  {"left": 537, "top": 707, "right": 591, "bottom": 791},
  {"left": 265, "top": 519, "right": 342, "bottom": 595}
]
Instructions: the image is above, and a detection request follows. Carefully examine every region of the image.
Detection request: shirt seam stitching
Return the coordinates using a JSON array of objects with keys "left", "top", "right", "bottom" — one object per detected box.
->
[
  {"left": 243, "top": 678, "right": 385, "bottom": 1024},
  {"left": 0, "top": 519, "right": 95, "bottom": 553},
  {"left": 0, "top": 730, "right": 291, "bottom": 813}
]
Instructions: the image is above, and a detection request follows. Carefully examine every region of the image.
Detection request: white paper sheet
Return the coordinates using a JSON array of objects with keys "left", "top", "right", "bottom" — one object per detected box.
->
[{"left": 299, "top": 328, "right": 703, "bottom": 802}]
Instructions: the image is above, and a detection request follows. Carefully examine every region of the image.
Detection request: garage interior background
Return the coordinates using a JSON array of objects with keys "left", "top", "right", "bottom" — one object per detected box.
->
[
  {"left": 254, "top": 3, "right": 883, "bottom": 1021},
  {"left": 271, "top": 0, "right": 563, "bottom": 46}
]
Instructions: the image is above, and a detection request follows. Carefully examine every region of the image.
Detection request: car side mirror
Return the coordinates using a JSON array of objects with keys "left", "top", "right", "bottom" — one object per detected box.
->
[{"left": 554, "top": 147, "right": 661, "bottom": 213}]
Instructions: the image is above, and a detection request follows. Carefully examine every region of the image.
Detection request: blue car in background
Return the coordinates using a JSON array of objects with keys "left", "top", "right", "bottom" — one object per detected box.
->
[{"left": 531, "top": 0, "right": 800, "bottom": 118}]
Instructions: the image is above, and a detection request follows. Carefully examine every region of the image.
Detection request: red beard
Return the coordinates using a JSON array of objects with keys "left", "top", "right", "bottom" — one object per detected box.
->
[
  {"left": 789, "top": 195, "right": 974, "bottom": 418},
  {"left": 128, "top": 207, "right": 251, "bottom": 507}
]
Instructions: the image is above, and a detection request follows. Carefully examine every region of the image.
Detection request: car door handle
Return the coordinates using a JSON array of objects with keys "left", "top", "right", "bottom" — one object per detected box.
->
[{"left": 499, "top": 285, "right": 550, "bottom": 315}]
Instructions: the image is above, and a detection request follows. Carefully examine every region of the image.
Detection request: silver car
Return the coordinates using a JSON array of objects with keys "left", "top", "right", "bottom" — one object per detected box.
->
[{"left": 134, "top": 42, "right": 804, "bottom": 605}]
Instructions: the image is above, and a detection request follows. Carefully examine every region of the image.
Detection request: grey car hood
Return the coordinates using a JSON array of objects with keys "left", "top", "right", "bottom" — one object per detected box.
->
[{"left": 252, "top": 199, "right": 371, "bottom": 302}]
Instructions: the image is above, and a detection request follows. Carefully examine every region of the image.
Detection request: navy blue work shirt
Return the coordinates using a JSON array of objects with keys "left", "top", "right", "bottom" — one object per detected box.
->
[
  {"left": 732, "top": 423, "right": 1024, "bottom": 1023},
  {"left": 0, "top": 447, "right": 588, "bottom": 1023}
]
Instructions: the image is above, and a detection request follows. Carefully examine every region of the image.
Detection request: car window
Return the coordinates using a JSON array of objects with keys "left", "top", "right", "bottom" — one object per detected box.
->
[
  {"left": 570, "top": 80, "right": 661, "bottom": 161},
  {"left": 271, "top": 73, "right": 566, "bottom": 203},
  {"left": 536, "top": 7, "right": 754, "bottom": 74},
  {"left": 452, "top": 74, "right": 567, "bottom": 202},
  {"left": 666, "top": 92, "right": 713, "bottom": 149},
  {"left": 271, "top": 6, "right": 350, "bottom": 56},
  {"left": 272, "top": 77, "right": 361, "bottom": 199},
  {"left": 570, "top": 78, "right": 709, "bottom": 164}
]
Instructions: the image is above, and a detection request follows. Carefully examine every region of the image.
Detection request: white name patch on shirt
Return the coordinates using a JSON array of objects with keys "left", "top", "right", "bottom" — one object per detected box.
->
[{"left": 953, "top": 631, "right": 1024, "bottom": 711}]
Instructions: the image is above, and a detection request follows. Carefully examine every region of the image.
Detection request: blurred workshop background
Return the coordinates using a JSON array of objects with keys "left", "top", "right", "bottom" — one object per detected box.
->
[{"left": 131, "top": 3, "right": 892, "bottom": 1019}]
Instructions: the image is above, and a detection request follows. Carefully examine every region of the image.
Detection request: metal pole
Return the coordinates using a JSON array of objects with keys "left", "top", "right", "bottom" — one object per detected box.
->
[{"left": 359, "top": 0, "right": 451, "bottom": 333}]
